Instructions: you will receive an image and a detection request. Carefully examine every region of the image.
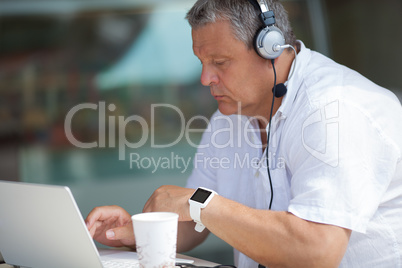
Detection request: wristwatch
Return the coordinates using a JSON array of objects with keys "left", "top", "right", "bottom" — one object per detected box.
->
[{"left": 188, "top": 187, "right": 218, "bottom": 232}]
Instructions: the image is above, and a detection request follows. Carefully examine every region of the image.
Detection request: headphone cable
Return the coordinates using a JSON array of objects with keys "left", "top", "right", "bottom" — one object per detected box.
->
[
  {"left": 273, "top": 44, "right": 297, "bottom": 82},
  {"left": 266, "top": 59, "right": 277, "bottom": 210},
  {"left": 266, "top": 45, "right": 297, "bottom": 210}
]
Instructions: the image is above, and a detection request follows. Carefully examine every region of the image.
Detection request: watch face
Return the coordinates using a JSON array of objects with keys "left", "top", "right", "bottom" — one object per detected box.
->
[{"left": 190, "top": 188, "right": 212, "bottom": 203}]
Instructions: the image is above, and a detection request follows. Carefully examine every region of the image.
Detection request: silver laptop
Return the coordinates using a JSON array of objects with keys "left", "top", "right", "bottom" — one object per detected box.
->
[{"left": 0, "top": 180, "right": 192, "bottom": 268}]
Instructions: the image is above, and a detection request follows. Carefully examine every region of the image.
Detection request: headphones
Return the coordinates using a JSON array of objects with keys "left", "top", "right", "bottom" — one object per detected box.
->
[
  {"left": 248, "top": 1, "right": 289, "bottom": 222},
  {"left": 249, "top": 0, "right": 286, "bottom": 60}
]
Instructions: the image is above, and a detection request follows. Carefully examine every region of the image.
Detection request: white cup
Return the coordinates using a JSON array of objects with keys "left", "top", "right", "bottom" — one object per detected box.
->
[{"left": 132, "top": 212, "right": 179, "bottom": 268}]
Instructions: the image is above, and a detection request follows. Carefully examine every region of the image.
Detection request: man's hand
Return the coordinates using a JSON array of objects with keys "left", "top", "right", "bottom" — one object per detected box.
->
[
  {"left": 85, "top": 205, "right": 136, "bottom": 249},
  {"left": 143, "top": 185, "right": 195, "bottom": 221}
]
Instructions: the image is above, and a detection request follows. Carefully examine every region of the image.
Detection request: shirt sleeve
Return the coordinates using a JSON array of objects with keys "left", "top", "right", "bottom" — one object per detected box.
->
[{"left": 287, "top": 99, "right": 400, "bottom": 233}]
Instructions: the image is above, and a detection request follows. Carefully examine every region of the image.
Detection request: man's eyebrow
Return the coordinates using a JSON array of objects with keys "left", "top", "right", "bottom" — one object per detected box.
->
[{"left": 195, "top": 53, "right": 231, "bottom": 62}]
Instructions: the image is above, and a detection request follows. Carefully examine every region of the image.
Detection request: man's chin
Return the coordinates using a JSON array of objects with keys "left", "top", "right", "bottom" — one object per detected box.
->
[{"left": 217, "top": 105, "right": 241, "bottom": 116}]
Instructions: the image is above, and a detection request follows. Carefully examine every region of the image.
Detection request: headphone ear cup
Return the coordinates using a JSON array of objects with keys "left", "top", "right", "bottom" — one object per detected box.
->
[
  {"left": 253, "top": 27, "right": 265, "bottom": 57},
  {"left": 254, "top": 26, "right": 285, "bottom": 59}
]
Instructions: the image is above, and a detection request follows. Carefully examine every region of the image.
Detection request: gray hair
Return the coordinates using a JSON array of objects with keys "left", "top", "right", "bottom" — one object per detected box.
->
[{"left": 186, "top": 0, "right": 296, "bottom": 50}]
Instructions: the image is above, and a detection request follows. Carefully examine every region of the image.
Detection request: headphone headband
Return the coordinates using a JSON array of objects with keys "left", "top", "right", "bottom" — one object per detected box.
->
[
  {"left": 247, "top": 0, "right": 259, "bottom": 10},
  {"left": 258, "top": 0, "right": 270, "bottom": 12},
  {"left": 259, "top": 10, "right": 276, "bottom": 27},
  {"left": 248, "top": 0, "right": 276, "bottom": 26},
  {"left": 248, "top": 0, "right": 285, "bottom": 59}
]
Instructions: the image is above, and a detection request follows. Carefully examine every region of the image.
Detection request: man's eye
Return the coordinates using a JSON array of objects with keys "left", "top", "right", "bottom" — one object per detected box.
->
[{"left": 214, "top": 60, "right": 226, "bottom": 66}]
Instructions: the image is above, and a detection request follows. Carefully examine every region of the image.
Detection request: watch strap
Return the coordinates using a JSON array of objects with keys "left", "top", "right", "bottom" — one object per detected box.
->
[
  {"left": 195, "top": 222, "right": 206, "bottom": 232},
  {"left": 189, "top": 200, "right": 201, "bottom": 223}
]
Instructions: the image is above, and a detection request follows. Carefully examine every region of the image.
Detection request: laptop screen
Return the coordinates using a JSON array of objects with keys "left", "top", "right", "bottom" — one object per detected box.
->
[{"left": 0, "top": 181, "right": 103, "bottom": 268}]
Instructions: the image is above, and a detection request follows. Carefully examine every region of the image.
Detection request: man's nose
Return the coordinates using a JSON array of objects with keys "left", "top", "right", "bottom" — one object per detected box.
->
[{"left": 200, "top": 65, "right": 219, "bottom": 86}]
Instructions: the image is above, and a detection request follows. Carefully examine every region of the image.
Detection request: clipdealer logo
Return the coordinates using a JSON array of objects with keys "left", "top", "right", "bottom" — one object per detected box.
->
[{"left": 64, "top": 101, "right": 340, "bottom": 171}]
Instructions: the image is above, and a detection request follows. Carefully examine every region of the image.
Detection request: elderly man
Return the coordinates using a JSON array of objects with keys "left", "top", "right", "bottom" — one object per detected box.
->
[{"left": 86, "top": 0, "right": 402, "bottom": 267}]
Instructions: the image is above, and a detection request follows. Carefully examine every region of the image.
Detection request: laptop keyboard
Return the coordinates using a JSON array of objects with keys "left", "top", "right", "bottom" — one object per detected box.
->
[
  {"left": 102, "top": 260, "right": 184, "bottom": 268},
  {"left": 102, "top": 260, "right": 140, "bottom": 268}
]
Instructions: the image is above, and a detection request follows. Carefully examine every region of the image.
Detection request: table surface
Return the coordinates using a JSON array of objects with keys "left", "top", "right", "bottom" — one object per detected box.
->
[{"left": 0, "top": 252, "right": 219, "bottom": 268}]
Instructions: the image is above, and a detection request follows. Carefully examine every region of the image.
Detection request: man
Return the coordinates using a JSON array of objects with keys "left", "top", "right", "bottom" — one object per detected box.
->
[{"left": 86, "top": 0, "right": 402, "bottom": 267}]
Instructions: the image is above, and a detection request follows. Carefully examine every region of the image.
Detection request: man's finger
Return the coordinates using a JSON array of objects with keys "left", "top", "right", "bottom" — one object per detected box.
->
[
  {"left": 108, "top": 224, "right": 134, "bottom": 241},
  {"left": 88, "top": 220, "right": 103, "bottom": 238},
  {"left": 85, "top": 205, "right": 127, "bottom": 229},
  {"left": 106, "top": 224, "right": 136, "bottom": 248}
]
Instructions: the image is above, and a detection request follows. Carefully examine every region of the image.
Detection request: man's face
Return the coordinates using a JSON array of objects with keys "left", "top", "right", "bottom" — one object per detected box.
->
[{"left": 192, "top": 20, "right": 274, "bottom": 118}]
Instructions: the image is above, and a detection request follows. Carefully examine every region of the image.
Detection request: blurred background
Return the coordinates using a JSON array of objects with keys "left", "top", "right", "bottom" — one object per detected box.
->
[{"left": 0, "top": 0, "right": 401, "bottom": 264}]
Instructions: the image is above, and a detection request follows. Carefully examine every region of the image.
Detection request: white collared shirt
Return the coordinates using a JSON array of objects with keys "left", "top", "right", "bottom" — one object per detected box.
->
[{"left": 186, "top": 41, "right": 402, "bottom": 267}]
